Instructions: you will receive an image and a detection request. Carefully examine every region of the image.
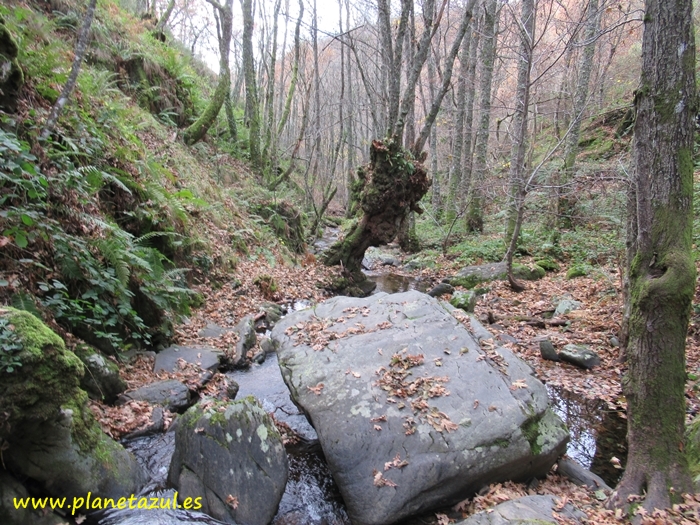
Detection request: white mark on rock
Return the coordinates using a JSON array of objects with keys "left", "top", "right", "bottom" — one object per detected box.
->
[{"left": 257, "top": 424, "right": 270, "bottom": 452}]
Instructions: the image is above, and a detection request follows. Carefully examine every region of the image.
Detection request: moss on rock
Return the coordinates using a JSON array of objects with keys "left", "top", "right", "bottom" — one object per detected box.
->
[
  {"left": 566, "top": 265, "right": 589, "bottom": 279},
  {"left": 0, "top": 20, "right": 24, "bottom": 112},
  {"left": 0, "top": 307, "right": 84, "bottom": 434}
]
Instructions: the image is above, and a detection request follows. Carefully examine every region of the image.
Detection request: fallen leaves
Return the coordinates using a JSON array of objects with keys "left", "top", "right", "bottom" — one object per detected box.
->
[
  {"left": 374, "top": 349, "right": 458, "bottom": 434},
  {"left": 372, "top": 469, "right": 397, "bottom": 488},
  {"left": 307, "top": 383, "right": 324, "bottom": 395},
  {"left": 384, "top": 453, "right": 409, "bottom": 471},
  {"left": 510, "top": 379, "right": 528, "bottom": 390}
]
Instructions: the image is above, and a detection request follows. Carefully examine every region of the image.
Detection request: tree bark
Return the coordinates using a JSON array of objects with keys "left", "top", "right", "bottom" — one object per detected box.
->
[
  {"left": 607, "top": 0, "right": 696, "bottom": 514},
  {"left": 41, "top": 0, "right": 98, "bottom": 140},
  {"left": 445, "top": 20, "right": 473, "bottom": 221},
  {"left": 322, "top": 138, "right": 430, "bottom": 275}
]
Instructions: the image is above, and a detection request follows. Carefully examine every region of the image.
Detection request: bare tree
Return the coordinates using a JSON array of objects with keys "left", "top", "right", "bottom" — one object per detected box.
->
[
  {"left": 241, "top": 0, "right": 261, "bottom": 166},
  {"left": 557, "top": 0, "right": 601, "bottom": 227},
  {"left": 503, "top": 0, "right": 535, "bottom": 291},
  {"left": 41, "top": 0, "right": 98, "bottom": 140},
  {"left": 466, "top": 0, "right": 499, "bottom": 232},
  {"left": 182, "top": 0, "right": 233, "bottom": 145}
]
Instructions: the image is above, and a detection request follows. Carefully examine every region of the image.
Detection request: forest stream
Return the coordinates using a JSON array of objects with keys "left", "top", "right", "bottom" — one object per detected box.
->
[{"left": 96, "top": 240, "right": 627, "bottom": 525}]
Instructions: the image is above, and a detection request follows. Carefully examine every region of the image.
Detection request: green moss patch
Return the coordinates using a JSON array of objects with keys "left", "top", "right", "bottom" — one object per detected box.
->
[{"left": 0, "top": 307, "right": 84, "bottom": 434}]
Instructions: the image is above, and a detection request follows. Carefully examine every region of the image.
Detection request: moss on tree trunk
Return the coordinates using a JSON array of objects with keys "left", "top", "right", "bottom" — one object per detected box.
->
[
  {"left": 322, "top": 139, "right": 430, "bottom": 291},
  {"left": 608, "top": 0, "right": 696, "bottom": 515}
]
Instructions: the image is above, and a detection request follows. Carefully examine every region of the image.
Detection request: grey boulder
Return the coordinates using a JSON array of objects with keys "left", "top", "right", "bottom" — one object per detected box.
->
[
  {"left": 154, "top": 345, "right": 223, "bottom": 373},
  {"left": 168, "top": 397, "right": 288, "bottom": 525},
  {"left": 454, "top": 495, "right": 586, "bottom": 524},
  {"left": 558, "top": 344, "right": 601, "bottom": 370},
  {"left": 73, "top": 344, "right": 126, "bottom": 403},
  {"left": 271, "top": 291, "right": 569, "bottom": 525},
  {"left": 118, "top": 379, "right": 192, "bottom": 412}
]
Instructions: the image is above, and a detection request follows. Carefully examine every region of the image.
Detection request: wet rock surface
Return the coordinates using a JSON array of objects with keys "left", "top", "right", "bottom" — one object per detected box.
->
[
  {"left": 272, "top": 291, "right": 569, "bottom": 525},
  {"left": 168, "top": 397, "right": 288, "bottom": 525}
]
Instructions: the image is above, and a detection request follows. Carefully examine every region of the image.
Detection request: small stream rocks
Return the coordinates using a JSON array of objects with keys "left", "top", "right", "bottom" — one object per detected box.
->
[
  {"left": 168, "top": 396, "right": 288, "bottom": 525},
  {"left": 271, "top": 291, "right": 569, "bottom": 525}
]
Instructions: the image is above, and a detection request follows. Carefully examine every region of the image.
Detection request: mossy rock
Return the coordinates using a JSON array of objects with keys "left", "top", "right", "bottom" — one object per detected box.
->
[
  {"left": 73, "top": 344, "right": 127, "bottom": 404},
  {"left": 0, "top": 307, "right": 84, "bottom": 434},
  {"left": 0, "top": 21, "right": 24, "bottom": 112},
  {"left": 252, "top": 201, "right": 307, "bottom": 254},
  {"left": 513, "top": 263, "right": 546, "bottom": 281},
  {"left": 566, "top": 265, "right": 589, "bottom": 279},
  {"left": 450, "top": 291, "right": 477, "bottom": 313},
  {"left": 7, "top": 390, "right": 146, "bottom": 500},
  {"left": 447, "top": 262, "right": 545, "bottom": 289},
  {"left": 534, "top": 258, "right": 560, "bottom": 272}
]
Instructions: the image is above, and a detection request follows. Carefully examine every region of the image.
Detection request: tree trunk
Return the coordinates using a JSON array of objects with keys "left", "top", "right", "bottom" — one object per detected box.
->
[
  {"left": 322, "top": 139, "right": 430, "bottom": 276},
  {"left": 446, "top": 20, "right": 473, "bottom": 222},
  {"left": 504, "top": 0, "right": 535, "bottom": 292},
  {"left": 466, "top": 0, "right": 498, "bottom": 232},
  {"left": 41, "top": 0, "right": 97, "bottom": 140},
  {"left": 458, "top": 13, "right": 480, "bottom": 204},
  {"left": 607, "top": 0, "right": 696, "bottom": 514},
  {"left": 183, "top": 0, "right": 233, "bottom": 145},
  {"left": 557, "top": 0, "right": 600, "bottom": 228},
  {"left": 154, "top": 0, "right": 176, "bottom": 36},
  {"left": 241, "top": 0, "right": 261, "bottom": 166},
  {"left": 262, "top": 0, "right": 281, "bottom": 175}
]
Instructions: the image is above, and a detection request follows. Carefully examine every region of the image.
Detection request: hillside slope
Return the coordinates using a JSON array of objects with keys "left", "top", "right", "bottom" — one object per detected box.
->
[{"left": 0, "top": 0, "right": 313, "bottom": 356}]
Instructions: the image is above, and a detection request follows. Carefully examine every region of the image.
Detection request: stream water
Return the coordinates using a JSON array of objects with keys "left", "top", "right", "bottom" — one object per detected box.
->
[{"left": 98, "top": 244, "right": 627, "bottom": 524}]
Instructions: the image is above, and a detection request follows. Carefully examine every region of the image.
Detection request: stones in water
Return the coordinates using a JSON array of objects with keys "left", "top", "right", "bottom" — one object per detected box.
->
[
  {"left": 117, "top": 379, "right": 193, "bottom": 412},
  {"left": 232, "top": 314, "right": 257, "bottom": 368},
  {"left": 453, "top": 495, "right": 586, "bottom": 524},
  {"left": 168, "top": 397, "right": 288, "bottom": 525},
  {"left": 556, "top": 457, "right": 611, "bottom": 493},
  {"left": 558, "top": 344, "right": 601, "bottom": 370},
  {"left": 271, "top": 291, "right": 569, "bottom": 525}
]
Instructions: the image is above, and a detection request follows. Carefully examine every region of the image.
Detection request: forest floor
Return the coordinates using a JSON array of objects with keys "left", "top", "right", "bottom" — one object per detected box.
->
[{"left": 89, "top": 249, "right": 700, "bottom": 525}]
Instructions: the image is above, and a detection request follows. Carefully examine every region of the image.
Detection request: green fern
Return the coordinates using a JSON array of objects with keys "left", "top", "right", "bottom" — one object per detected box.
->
[{"left": 11, "top": 292, "right": 41, "bottom": 317}]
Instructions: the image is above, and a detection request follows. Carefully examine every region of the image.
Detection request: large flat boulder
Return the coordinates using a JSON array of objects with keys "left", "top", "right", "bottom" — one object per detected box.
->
[{"left": 271, "top": 291, "right": 568, "bottom": 525}]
